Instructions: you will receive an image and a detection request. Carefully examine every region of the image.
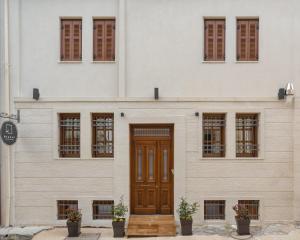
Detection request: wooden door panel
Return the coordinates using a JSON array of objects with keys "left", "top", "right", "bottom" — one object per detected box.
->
[{"left": 130, "top": 125, "right": 173, "bottom": 215}]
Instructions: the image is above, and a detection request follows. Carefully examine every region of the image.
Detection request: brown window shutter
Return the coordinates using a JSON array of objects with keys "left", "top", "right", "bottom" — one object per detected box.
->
[
  {"left": 61, "top": 20, "right": 73, "bottom": 61},
  {"left": 104, "top": 20, "right": 116, "bottom": 61},
  {"left": 204, "top": 20, "right": 215, "bottom": 61},
  {"left": 248, "top": 20, "right": 259, "bottom": 61},
  {"left": 204, "top": 19, "right": 225, "bottom": 61},
  {"left": 215, "top": 20, "right": 225, "bottom": 61},
  {"left": 93, "top": 20, "right": 105, "bottom": 61},
  {"left": 237, "top": 20, "right": 249, "bottom": 61},
  {"left": 72, "top": 20, "right": 82, "bottom": 61}
]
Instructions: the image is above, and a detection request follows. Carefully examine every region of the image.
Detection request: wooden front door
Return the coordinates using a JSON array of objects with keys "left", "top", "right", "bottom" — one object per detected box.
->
[{"left": 130, "top": 125, "right": 174, "bottom": 215}]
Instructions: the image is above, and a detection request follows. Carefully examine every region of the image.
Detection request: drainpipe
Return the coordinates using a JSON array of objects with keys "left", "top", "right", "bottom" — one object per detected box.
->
[{"left": 3, "top": 0, "right": 11, "bottom": 226}]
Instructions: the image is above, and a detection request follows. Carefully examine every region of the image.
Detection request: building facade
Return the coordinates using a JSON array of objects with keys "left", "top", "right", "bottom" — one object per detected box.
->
[{"left": 1, "top": 0, "right": 300, "bottom": 227}]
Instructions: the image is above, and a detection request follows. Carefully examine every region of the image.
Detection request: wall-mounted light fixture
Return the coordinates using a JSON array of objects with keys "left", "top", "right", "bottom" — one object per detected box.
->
[
  {"left": 154, "top": 88, "right": 159, "bottom": 100},
  {"left": 278, "top": 83, "right": 295, "bottom": 100},
  {"left": 120, "top": 112, "right": 125, "bottom": 117},
  {"left": 195, "top": 112, "right": 199, "bottom": 117},
  {"left": 33, "top": 88, "right": 40, "bottom": 100}
]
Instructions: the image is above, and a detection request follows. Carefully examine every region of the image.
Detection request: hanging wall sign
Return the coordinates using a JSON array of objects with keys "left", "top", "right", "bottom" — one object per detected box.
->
[{"left": 1, "top": 121, "right": 18, "bottom": 145}]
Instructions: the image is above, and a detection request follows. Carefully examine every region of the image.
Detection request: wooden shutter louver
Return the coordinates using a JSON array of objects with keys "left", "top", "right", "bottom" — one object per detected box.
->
[
  {"left": 61, "top": 19, "right": 82, "bottom": 61},
  {"left": 204, "top": 19, "right": 225, "bottom": 61},
  {"left": 237, "top": 19, "right": 259, "bottom": 61},
  {"left": 93, "top": 19, "right": 115, "bottom": 61}
]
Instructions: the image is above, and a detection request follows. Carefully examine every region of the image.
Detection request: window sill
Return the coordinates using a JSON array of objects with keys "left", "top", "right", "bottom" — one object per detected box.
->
[
  {"left": 91, "top": 61, "right": 116, "bottom": 64},
  {"left": 200, "top": 157, "right": 264, "bottom": 161},
  {"left": 58, "top": 61, "right": 82, "bottom": 64},
  {"left": 202, "top": 61, "right": 226, "bottom": 64},
  {"left": 235, "top": 61, "right": 259, "bottom": 63},
  {"left": 204, "top": 220, "right": 226, "bottom": 223}
]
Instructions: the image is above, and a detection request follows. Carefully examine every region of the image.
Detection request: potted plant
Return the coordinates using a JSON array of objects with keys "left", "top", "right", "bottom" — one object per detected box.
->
[
  {"left": 232, "top": 204, "right": 250, "bottom": 235},
  {"left": 177, "top": 197, "right": 199, "bottom": 235},
  {"left": 112, "top": 196, "right": 128, "bottom": 238},
  {"left": 66, "top": 209, "right": 82, "bottom": 237}
]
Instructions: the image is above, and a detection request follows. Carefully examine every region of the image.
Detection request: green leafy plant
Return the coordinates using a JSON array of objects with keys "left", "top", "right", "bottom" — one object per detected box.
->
[
  {"left": 112, "top": 196, "right": 128, "bottom": 222},
  {"left": 232, "top": 204, "right": 250, "bottom": 220},
  {"left": 177, "top": 197, "right": 199, "bottom": 220},
  {"left": 66, "top": 209, "right": 82, "bottom": 222}
]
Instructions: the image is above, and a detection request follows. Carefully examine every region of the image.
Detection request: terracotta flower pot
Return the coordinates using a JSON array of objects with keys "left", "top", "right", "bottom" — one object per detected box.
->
[
  {"left": 235, "top": 217, "right": 250, "bottom": 235},
  {"left": 112, "top": 220, "right": 125, "bottom": 237},
  {"left": 67, "top": 220, "right": 81, "bottom": 237},
  {"left": 180, "top": 219, "right": 193, "bottom": 235}
]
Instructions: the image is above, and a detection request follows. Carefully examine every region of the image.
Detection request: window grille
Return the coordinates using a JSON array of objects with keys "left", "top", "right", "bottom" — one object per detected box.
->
[
  {"left": 236, "top": 114, "right": 258, "bottom": 157},
  {"left": 238, "top": 200, "right": 259, "bottom": 220},
  {"left": 133, "top": 128, "right": 170, "bottom": 137},
  {"left": 93, "top": 200, "right": 114, "bottom": 219},
  {"left": 59, "top": 113, "right": 80, "bottom": 158},
  {"left": 204, "top": 200, "right": 226, "bottom": 220},
  {"left": 92, "top": 113, "right": 114, "bottom": 157},
  {"left": 57, "top": 200, "right": 78, "bottom": 220},
  {"left": 203, "top": 113, "right": 226, "bottom": 157}
]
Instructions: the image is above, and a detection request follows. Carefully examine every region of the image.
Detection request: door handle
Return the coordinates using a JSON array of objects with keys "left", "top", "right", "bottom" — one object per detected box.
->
[{"left": 171, "top": 169, "right": 174, "bottom": 175}]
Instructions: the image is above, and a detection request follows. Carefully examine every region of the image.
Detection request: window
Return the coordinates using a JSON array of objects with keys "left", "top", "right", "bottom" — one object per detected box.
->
[
  {"left": 59, "top": 113, "right": 80, "bottom": 158},
  {"left": 92, "top": 113, "right": 114, "bottom": 157},
  {"left": 238, "top": 200, "right": 259, "bottom": 220},
  {"left": 60, "top": 19, "right": 82, "bottom": 61},
  {"left": 203, "top": 113, "right": 226, "bottom": 157},
  {"left": 57, "top": 200, "right": 78, "bottom": 220},
  {"left": 93, "top": 19, "right": 116, "bottom": 61},
  {"left": 236, "top": 113, "right": 258, "bottom": 157},
  {"left": 237, "top": 19, "right": 259, "bottom": 61},
  {"left": 204, "top": 19, "right": 225, "bottom": 61},
  {"left": 93, "top": 200, "right": 114, "bottom": 219},
  {"left": 204, "top": 200, "right": 225, "bottom": 220}
]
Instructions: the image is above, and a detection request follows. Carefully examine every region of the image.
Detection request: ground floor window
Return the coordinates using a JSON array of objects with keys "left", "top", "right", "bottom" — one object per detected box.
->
[
  {"left": 92, "top": 113, "right": 114, "bottom": 158},
  {"left": 204, "top": 200, "right": 225, "bottom": 220},
  {"left": 57, "top": 200, "right": 78, "bottom": 220},
  {"left": 59, "top": 113, "right": 80, "bottom": 158},
  {"left": 238, "top": 200, "right": 259, "bottom": 220},
  {"left": 92, "top": 200, "right": 114, "bottom": 219}
]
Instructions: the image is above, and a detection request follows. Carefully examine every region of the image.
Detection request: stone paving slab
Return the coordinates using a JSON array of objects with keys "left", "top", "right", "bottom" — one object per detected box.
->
[
  {"left": 64, "top": 233, "right": 101, "bottom": 240},
  {"left": 0, "top": 227, "right": 51, "bottom": 240}
]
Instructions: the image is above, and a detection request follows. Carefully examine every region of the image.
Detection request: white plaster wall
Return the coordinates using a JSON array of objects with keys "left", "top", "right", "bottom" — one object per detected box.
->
[
  {"left": 13, "top": 100, "right": 294, "bottom": 226},
  {"left": 9, "top": 0, "right": 297, "bottom": 99},
  {"left": 15, "top": 0, "right": 118, "bottom": 98},
  {"left": 126, "top": 0, "right": 294, "bottom": 98}
]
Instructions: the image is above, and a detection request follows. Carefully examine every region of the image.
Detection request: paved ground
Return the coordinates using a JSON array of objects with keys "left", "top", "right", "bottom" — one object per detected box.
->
[{"left": 31, "top": 225, "right": 300, "bottom": 240}]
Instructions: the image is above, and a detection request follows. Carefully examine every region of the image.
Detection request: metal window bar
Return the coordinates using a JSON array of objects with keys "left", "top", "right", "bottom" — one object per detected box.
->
[
  {"left": 236, "top": 114, "right": 258, "bottom": 157},
  {"left": 204, "top": 200, "right": 226, "bottom": 220},
  {"left": 238, "top": 200, "right": 259, "bottom": 220},
  {"left": 92, "top": 113, "right": 114, "bottom": 157},
  {"left": 59, "top": 114, "right": 80, "bottom": 158},
  {"left": 93, "top": 200, "right": 114, "bottom": 219},
  {"left": 57, "top": 200, "right": 78, "bottom": 220},
  {"left": 203, "top": 114, "right": 226, "bottom": 157}
]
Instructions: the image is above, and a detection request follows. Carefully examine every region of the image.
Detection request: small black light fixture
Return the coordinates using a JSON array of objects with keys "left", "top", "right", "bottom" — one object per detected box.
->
[
  {"left": 120, "top": 112, "right": 125, "bottom": 117},
  {"left": 33, "top": 88, "right": 40, "bottom": 100},
  {"left": 195, "top": 112, "right": 199, "bottom": 117},
  {"left": 154, "top": 88, "right": 159, "bottom": 100},
  {"left": 278, "top": 88, "right": 286, "bottom": 100}
]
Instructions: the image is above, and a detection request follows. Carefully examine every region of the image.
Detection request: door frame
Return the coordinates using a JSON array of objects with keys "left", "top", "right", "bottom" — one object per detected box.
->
[{"left": 129, "top": 123, "right": 174, "bottom": 215}]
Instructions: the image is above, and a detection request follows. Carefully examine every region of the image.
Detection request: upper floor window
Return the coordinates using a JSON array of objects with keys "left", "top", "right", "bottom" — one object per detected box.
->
[
  {"left": 92, "top": 113, "right": 114, "bottom": 157},
  {"left": 93, "top": 19, "right": 116, "bottom": 61},
  {"left": 203, "top": 113, "right": 226, "bottom": 157},
  {"left": 236, "top": 113, "right": 258, "bottom": 157},
  {"left": 60, "top": 19, "right": 82, "bottom": 61},
  {"left": 59, "top": 113, "right": 80, "bottom": 158},
  {"left": 204, "top": 19, "right": 225, "bottom": 61},
  {"left": 237, "top": 19, "right": 259, "bottom": 61}
]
